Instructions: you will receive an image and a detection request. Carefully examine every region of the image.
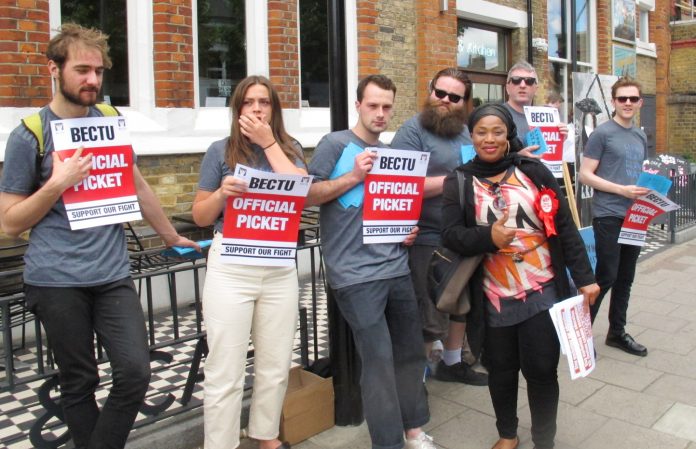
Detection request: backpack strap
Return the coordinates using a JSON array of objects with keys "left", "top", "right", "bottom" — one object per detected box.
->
[
  {"left": 21, "top": 113, "right": 44, "bottom": 156},
  {"left": 95, "top": 103, "right": 119, "bottom": 117}
]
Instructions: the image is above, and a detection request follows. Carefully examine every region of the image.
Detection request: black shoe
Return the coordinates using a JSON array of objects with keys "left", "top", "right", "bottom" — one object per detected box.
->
[
  {"left": 605, "top": 332, "right": 648, "bottom": 357},
  {"left": 434, "top": 360, "right": 488, "bottom": 385}
]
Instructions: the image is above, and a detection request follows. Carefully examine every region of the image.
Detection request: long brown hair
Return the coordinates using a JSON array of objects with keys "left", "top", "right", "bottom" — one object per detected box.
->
[{"left": 225, "top": 75, "right": 304, "bottom": 169}]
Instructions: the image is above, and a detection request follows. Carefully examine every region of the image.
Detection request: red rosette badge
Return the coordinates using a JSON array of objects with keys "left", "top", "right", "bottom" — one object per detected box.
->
[{"left": 535, "top": 187, "right": 559, "bottom": 237}]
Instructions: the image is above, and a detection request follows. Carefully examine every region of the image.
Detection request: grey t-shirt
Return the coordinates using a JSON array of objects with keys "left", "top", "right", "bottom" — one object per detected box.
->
[
  {"left": 308, "top": 130, "right": 410, "bottom": 289},
  {"left": 391, "top": 114, "right": 472, "bottom": 245},
  {"left": 197, "top": 137, "right": 306, "bottom": 233},
  {"left": 584, "top": 119, "right": 647, "bottom": 218},
  {"left": 503, "top": 102, "right": 530, "bottom": 142},
  {"left": 0, "top": 106, "right": 131, "bottom": 287}
]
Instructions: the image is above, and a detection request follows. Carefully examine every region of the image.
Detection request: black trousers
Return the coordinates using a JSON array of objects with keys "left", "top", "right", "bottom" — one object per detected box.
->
[
  {"left": 589, "top": 216, "right": 641, "bottom": 335},
  {"left": 484, "top": 310, "right": 560, "bottom": 449},
  {"left": 25, "top": 278, "right": 151, "bottom": 449}
]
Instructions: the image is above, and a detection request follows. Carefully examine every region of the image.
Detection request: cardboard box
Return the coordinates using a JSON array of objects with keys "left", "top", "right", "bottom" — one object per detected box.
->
[{"left": 279, "top": 366, "right": 335, "bottom": 444}]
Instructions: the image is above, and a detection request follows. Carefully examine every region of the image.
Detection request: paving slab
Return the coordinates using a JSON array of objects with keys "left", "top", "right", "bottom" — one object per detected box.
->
[
  {"left": 517, "top": 400, "right": 606, "bottom": 448},
  {"left": 587, "top": 357, "right": 663, "bottom": 391},
  {"left": 581, "top": 418, "right": 690, "bottom": 449},
  {"left": 637, "top": 327, "right": 696, "bottom": 355},
  {"left": 645, "top": 374, "right": 696, "bottom": 407},
  {"left": 629, "top": 310, "right": 690, "bottom": 333},
  {"left": 426, "top": 408, "right": 508, "bottom": 449},
  {"left": 653, "top": 403, "right": 696, "bottom": 442},
  {"left": 579, "top": 384, "right": 674, "bottom": 427},
  {"left": 638, "top": 349, "right": 696, "bottom": 380}
]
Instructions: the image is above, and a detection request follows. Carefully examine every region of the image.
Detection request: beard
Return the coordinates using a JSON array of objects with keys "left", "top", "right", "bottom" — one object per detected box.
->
[
  {"left": 419, "top": 100, "right": 467, "bottom": 138},
  {"left": 59, "top": 75, "right": 99, "bottom": 107}
]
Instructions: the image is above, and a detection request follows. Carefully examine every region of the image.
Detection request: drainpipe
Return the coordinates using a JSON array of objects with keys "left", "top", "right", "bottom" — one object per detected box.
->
[{"left": 527, "top": 0, "right": 534, "bottom": 64}]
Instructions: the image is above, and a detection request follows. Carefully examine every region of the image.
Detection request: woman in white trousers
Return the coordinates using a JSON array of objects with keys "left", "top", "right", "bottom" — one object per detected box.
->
[{"left": 193, "top": 75, "right": 307, "bottom": 449}]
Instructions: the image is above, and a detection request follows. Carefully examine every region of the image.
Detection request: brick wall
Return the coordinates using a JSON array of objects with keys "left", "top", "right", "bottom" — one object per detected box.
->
[
  {"left": 373, "top": 0, "right": 417, "bottom": 128},
  {"left": 153, "top": 0, "right": 194, "bottom": 108},
  {"left": 667, "top": 100, "right": 696, "bottom": 159},
  {"left": 596, "top": 0, "right": 612, "bottom": 74},
  {"left": 653, "top": 0, "right": 671, "bottom": 154},
  {"left": 414, "top": 0, "right": 457, "bottom": 108},
  {"left": 268, "top": 0, "right": 300, "bottom": 108},
  {"left": 636, "top": 56, "right": 656, "bottom": 95},
  {"left": 668, "top": 21, "right": 696, "bottom": 158},
  {"left": 0, "top": 0, "right": 51, "bottom": 107},
  {"left": 137, "top": 153, "right": 203, "bottom": 216}
]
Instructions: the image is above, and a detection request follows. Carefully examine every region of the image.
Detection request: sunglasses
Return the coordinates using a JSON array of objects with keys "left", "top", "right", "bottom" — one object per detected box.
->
[
  {"left": 433, "top": 88, "right": 464, "bottom": 103},
  {"left": 508, "top": 76, "right": 537, "bottom": 86},
  {"left": 614, "top": 96, "right": 641, "bottom": 104},
  {"left": 489, "top": 183, "right": 507, "bottom": 211}
]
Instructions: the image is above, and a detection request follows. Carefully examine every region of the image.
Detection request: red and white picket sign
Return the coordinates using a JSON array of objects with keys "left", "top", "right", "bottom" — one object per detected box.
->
[
  {"left": 618, "top": 191, "right": 679, "bottom": 246},
  {"left": 362, "top": 148, "right": 429, "bottom": 244},
  {"left": 524, "top": 106, "right": 564, "bottom": 178},
  {"left": 51, "top": 116, "right": 141, "bottom": 230}
]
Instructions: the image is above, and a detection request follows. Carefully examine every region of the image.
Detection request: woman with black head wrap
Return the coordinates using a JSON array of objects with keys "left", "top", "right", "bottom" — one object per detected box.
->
[{"left": 441, "top": 104, "right": 599, "bottom": 449}]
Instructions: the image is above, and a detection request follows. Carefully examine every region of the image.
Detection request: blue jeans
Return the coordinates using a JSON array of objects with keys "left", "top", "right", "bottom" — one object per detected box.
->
[
  {"left": 589, "top": 216, "right": 641, "bottom": 335},
  {"left": 25, "top": 278, "right": 151, "bottom": 449},
  {"left": 333, "top": 275, "right": 430, "bottom": 449}
]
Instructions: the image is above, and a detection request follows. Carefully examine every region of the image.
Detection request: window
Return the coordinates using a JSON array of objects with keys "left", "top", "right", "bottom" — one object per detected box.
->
[
  {"left": 197, "top": 0, "right": 247, "bottom": 107},
  {"left": 547, "top": 0, "right": 596, "bottom": 120},
  {"left": 61, "top": 0, "right": 129, "bottom": 106},
  {"left": 456, "top": 22, "right": 507, "bottom": 73},
  {"left": 299, "top": 0, "right": 329, "bottom": 107}
]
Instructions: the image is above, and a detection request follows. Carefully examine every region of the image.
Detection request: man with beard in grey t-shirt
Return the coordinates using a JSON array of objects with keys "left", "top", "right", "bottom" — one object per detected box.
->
[
  {"left": 0, "top": 24, "right": 198, "bottom": 449},
  {"left": 307, "top": 75, "right": 435, "bottom": 449},
  {"left": 391, "top": 68, "right": 487, "bottom": 386}
]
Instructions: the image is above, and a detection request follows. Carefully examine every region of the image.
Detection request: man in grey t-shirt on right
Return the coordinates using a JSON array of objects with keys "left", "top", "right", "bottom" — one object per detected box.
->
[{"left": 579, "top": 77, "right": 650, "bottom": 356}]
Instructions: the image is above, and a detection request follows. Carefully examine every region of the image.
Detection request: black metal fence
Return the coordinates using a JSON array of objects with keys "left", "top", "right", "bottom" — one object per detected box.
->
[
  {"left": 0, "top": 218, "right": 324, "bottom": 448},
  {"left": 668, "top": 172, "right": 696, "bottom": 241}
]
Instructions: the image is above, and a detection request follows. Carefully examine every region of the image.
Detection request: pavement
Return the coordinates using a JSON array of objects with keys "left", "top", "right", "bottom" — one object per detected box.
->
[{"left": 234, "top": 237, "right": 696, "bottom": 449}]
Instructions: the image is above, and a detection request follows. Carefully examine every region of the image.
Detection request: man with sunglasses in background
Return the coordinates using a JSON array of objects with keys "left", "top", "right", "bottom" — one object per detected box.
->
[
  {"left": 503, "top": 61, "right": 568, "bottom": 147},
  {"left": 579, "top": 77, "right": 649, "bottom": 357},
  {"left": 391, "top": 68, "right": 488, "bottom": 386}
]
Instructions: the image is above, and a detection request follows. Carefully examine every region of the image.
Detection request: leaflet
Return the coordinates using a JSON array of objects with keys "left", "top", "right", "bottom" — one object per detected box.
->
[{"left": 549, "top": 295, "right": 595, "bottom": 380}]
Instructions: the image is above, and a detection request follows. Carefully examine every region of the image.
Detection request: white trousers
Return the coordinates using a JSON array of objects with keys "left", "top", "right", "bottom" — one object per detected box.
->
[{"left": 203, "top": 234, "right": 299, "bottom": 449}]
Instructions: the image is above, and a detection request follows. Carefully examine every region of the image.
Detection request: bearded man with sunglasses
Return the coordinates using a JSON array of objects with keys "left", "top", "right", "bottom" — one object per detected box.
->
[
  {"left": 391, "top": 68, "right": 488, "bottom": 387},
  {"left": 578, "top": 77, "right": 649, "bottom": 357}
]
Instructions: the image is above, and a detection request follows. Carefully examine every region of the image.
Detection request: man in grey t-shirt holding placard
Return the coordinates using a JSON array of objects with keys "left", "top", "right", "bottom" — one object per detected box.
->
[
  {"left": 307, "top": 75, "right": 434, "bottom": 449},
  {"left": 0, "top": 24, "right": 198, "bottom": 449},
  {"left": 579, "top": 77, "right": 650, "bottom": 357}
]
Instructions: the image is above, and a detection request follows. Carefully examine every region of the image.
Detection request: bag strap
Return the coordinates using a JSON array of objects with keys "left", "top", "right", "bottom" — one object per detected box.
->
[{"left": 456, "top": 170, "right": 466, "bottom": 212}]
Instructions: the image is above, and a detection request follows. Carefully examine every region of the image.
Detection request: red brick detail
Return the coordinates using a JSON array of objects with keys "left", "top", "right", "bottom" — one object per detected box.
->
[
  {"left": 414, "top": 0, "right": 458, "bottom": 106},
  {"left": 652, "top": 0, "right": 671, "bottom": 153},
  {"left": 596, "top": 0, "right": 612, "bottom": 74},
  {"left": 268, "top": 1, "right": 299, "bottom": 108},
  {"left": 152, "top": 0, "right": 194, "bottom": 107},
  {"left": 671, "top": 39, "right": 696, "bottom": 49},
  {"left": 356, "top": 0, "right": 381, "bottom": 78},
  {"left": 0, "top": 2, "right": 50, "bottom": 107}
]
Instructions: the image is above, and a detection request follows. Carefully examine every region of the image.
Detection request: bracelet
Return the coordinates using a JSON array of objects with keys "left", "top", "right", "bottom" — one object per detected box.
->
[{"left": 262, "top": 140, "right": 276, "bottom": 150}]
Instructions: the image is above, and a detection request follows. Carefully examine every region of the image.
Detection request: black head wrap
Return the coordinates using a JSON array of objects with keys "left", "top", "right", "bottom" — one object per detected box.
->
[{"left": 461, "top": 103, "right": 525, "bottom": 177}]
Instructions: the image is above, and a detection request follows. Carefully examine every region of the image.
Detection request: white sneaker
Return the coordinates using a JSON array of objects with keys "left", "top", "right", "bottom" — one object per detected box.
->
[{"left": 404, "top": 431, "right": 436, "bottom": 449}]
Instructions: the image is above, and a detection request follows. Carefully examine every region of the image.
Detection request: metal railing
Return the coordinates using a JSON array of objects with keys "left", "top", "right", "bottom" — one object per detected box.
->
[
  {"left": 0, "top": 219, "right": 325, "bottom": 448},
  {"left": 669, "top": 172, "right": 696, "bottom": 241}
]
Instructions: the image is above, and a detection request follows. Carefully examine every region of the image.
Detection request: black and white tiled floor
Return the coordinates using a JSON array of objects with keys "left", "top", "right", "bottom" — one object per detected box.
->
[
  {"left": 0, "top": 280, "right": 328, "bottom": 449},
  {"left": 0, "top": 224, "right": 671, "bottom": 448}
]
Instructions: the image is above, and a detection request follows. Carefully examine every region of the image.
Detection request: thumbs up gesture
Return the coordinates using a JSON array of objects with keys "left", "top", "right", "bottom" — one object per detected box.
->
[{"left": 491, "top": 209, "right": 516, "bottom": 249}]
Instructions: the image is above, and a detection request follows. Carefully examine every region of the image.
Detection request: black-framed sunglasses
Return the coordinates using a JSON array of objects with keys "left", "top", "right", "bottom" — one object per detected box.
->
[
  {"left": 489, "top": 183, "right": 507, "bottom": 211},
  {"left": 614, "top": 96, "right": 641, "bottom": 104},
  {"left": 433, "top": 88, "right": 463, "bottom": 103},
  {"left": 508, "top": 76, "right": 537, "bottom": 86}
]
